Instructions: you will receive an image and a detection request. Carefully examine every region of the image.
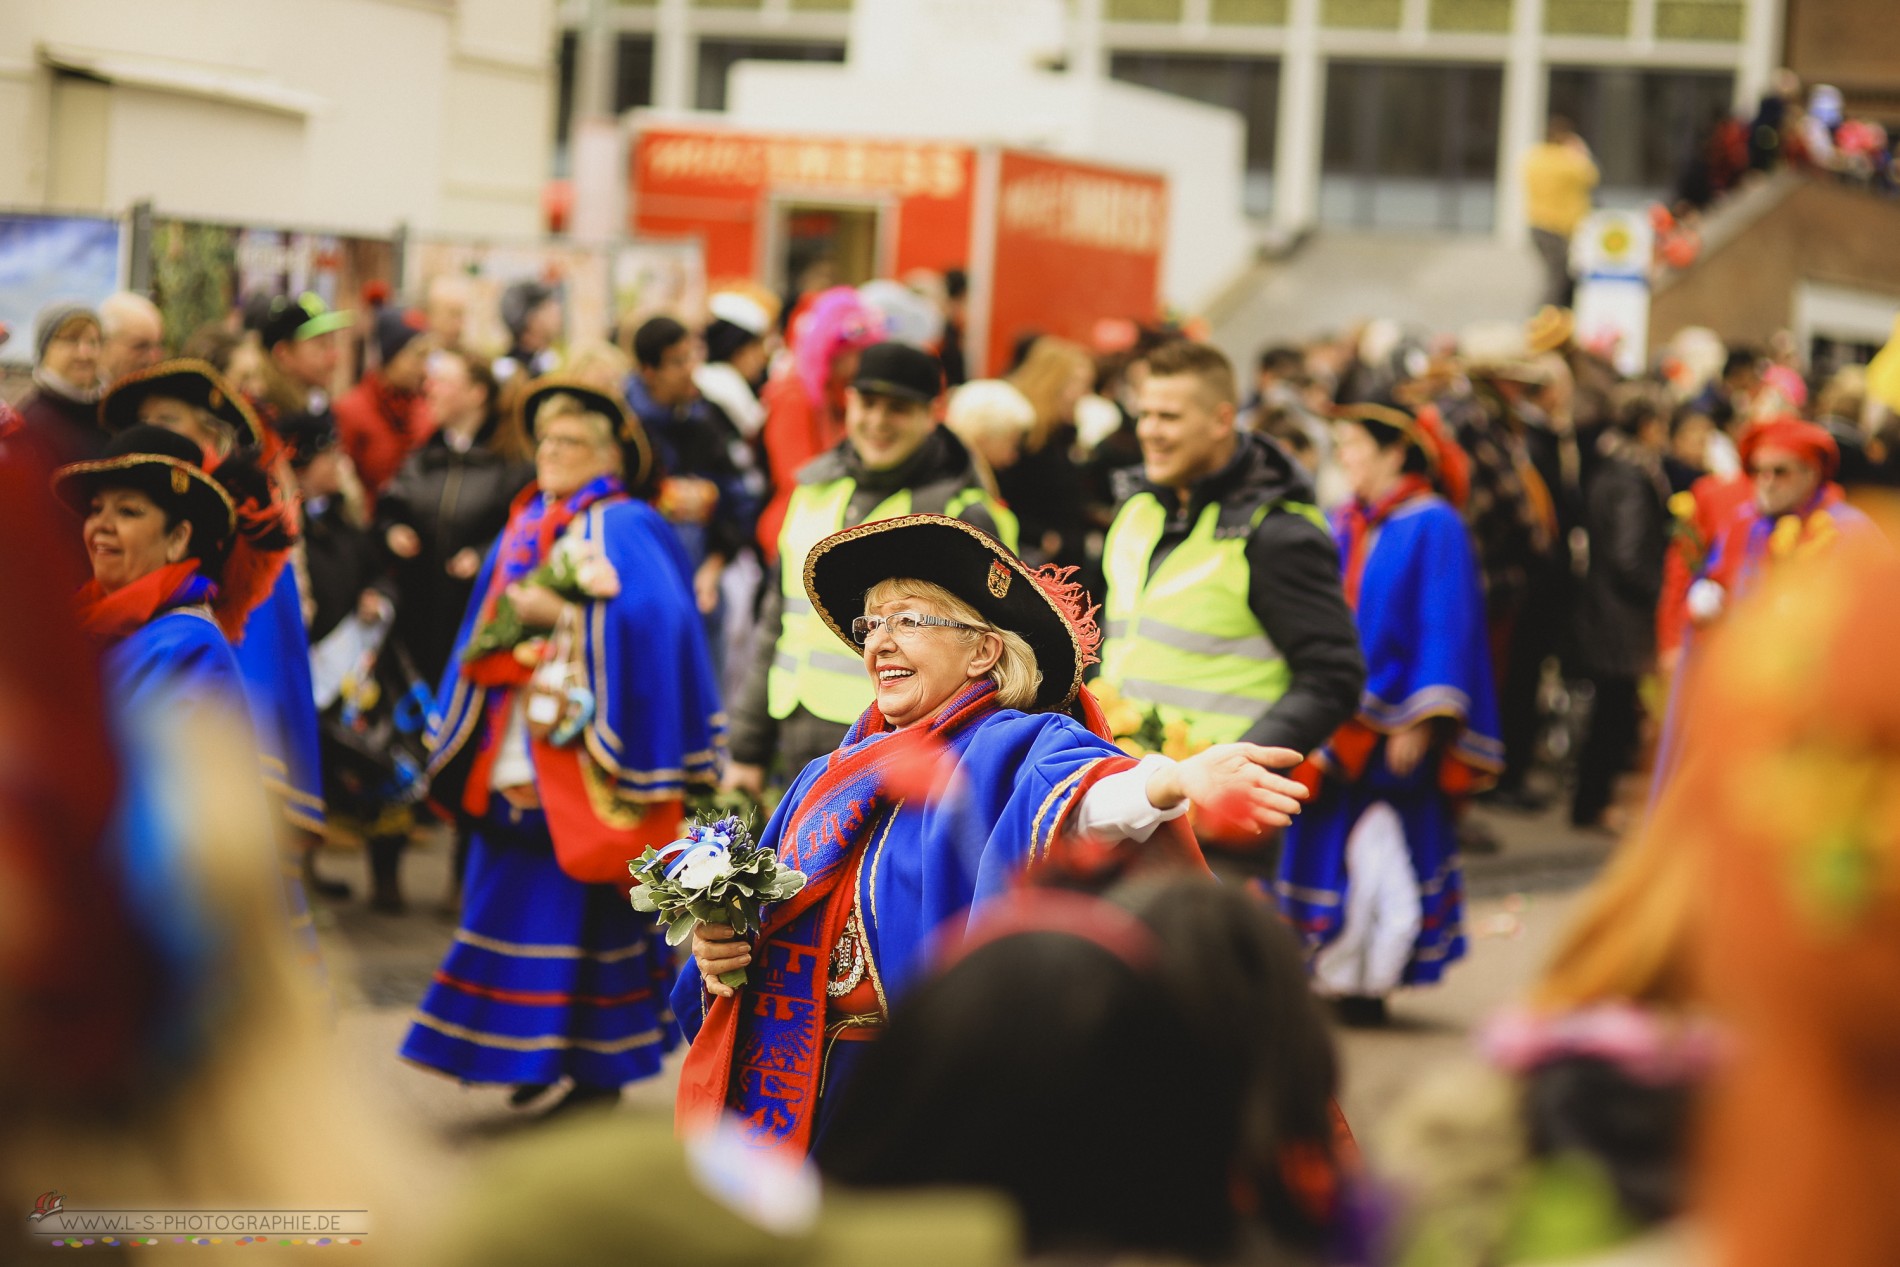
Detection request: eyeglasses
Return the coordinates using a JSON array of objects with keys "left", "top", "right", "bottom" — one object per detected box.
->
[
  {"left": 850, "top": 610, "right": 983, "bottom": 646},
  {"left": 1750, "top": 463, "right": 1807, "bottom": 480}
]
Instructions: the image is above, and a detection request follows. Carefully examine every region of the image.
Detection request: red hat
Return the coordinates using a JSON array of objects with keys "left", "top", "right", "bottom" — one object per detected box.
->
[{"left": 1738, "top": 417, "right": 1838, "bottom": 482}]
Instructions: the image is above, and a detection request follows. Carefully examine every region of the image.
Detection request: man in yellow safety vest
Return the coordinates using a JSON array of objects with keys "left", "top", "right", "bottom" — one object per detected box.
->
[
  {"left": 726, "top": 341, "right": 1017, "bottom": 790},
  {"left": 1099, "top": 339, "right": 1364, "bottom": 855}
]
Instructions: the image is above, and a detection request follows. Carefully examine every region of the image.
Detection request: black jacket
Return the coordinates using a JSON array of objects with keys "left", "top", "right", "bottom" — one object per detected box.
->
[
  {"left": 1575, "top": 445, "right": 1669, "bottom": 680},
  {"left": 302, "top": 497, "right": 388, "bottom": 645},
  {"left": 375, "top": 425, "right": 535, "bottom": 684},
  {"left": 727, "top": 428, "right": 1005, "bottom": 767},
  {"left": 1119, "top": 432, "right": 1366, "bottom": 756}
]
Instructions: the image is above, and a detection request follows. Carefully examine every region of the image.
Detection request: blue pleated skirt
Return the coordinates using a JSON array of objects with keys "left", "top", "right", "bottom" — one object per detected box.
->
[
  {"left": 1275, "top": 752, "right": 1468, "bottom": 988},
  {"left": 401, "top": 803, "right": 680, "bottom": 1088}
]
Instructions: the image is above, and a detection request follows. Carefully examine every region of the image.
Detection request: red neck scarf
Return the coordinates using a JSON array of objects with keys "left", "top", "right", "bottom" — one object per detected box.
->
[
  {"left": 74, "top": 560, "right": 206, "bottom": 640},
  {"left": 1339, "top": 475, "right": 1432, "bottom": 609}
]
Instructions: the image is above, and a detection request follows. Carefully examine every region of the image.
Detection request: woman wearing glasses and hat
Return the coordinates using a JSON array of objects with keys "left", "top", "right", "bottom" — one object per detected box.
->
[
  {"left": 675, "top": 514, "right": 1313, "bottom": 1157},
  {"left": 1276, "top": 401, "right": 1502, "bottom": 1026},
  {"left": 401, "top": 379, "right": 726, "bottom": 1114}
]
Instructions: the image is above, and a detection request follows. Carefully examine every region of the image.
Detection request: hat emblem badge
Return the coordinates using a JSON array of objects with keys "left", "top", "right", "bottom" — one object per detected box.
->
[
  {"left": 987, "top": 559, "right": 1011, "bottom": 599},
  {"left": 171, "top": 466, "right": 190, "bottom": 495}
]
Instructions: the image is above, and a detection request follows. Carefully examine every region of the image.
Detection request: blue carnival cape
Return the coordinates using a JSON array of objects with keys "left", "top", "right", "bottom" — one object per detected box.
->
[
  {"left": 102, "top": 606, "right": 248, "bottom": 1073},
  {"left": 673, "top": 681, "right": 1135, "bottom": 1155},
  {"left": 236, "top": 567, "right": 326, "bottom": 833},
  {"left": 1277, "top": 493, "right": 1501, "bottom": 985},
  {"left": 425, "top": 477, "right": 725, "bottom": 821}
]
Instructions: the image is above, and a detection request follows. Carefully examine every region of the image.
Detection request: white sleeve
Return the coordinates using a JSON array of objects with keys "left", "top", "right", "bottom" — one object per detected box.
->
[{"left": 1071, "top": 754, "right": 1189, "bottom": 844}]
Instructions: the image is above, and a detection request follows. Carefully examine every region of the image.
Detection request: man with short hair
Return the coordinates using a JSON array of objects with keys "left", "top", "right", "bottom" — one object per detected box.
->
[
  {"left": 1098, "top": 340, "right": 1364, "bottom": 856},
  {"left": 626, "top": 315, "right": 754, "bottom": 646},
  {"left": 259, "top": 291, "right": 352, "bottom": 424},
  {"left": 99, "top": 292, "right": 165, "bottom": 387},
  {"left": 726, "top": 341, "right": 1018, "bottom": 789},
  {"left": 495, "top": 281, "right": 562, "bottom": 384}
]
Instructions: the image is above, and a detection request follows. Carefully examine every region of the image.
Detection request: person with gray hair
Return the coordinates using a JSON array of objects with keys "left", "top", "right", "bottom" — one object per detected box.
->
[
  {"left": 14, "top": 303, "right": 106, "bottom": 467},
  {"left": 99, "top": 291, "right": 166, "bottom": 388}
]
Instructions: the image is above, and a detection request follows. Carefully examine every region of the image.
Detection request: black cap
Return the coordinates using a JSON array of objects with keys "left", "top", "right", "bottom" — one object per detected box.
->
[
  {"left": 852, "top": 341, "right": 943, "bottom": 406},
  {"left": 260, "top": 292, "right": 353, "bottom": 349}
]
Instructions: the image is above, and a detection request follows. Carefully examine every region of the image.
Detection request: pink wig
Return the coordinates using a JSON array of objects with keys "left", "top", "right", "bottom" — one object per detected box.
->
[{"left": 792, "top": 286, "right": 883, "bottom": 407}]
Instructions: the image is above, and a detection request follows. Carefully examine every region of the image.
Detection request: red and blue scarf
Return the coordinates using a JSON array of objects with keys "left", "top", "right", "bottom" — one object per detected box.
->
[{"left": 676, "top": 679, "right": 1001, "bottom": 1154}]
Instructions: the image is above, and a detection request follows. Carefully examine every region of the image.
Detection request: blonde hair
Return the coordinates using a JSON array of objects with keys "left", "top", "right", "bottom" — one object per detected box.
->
[
  {"left": 1526, "top": 813, "right": 1700, "bottom": 1014},
  {"left": 863, "top": 577, "right": 1042, "bottom": 711},
  {"left": 564, "top": 341, "right": 633, "bottom": 393},
  {"left": 1006, "top": 336, "right": 1093, "bottom": 449},
  {"left": 946, "top": 379, "right": 1036, "bottom": 445}
]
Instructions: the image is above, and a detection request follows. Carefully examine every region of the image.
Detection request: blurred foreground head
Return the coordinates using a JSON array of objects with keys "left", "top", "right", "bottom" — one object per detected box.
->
[
  {"left": 1665, "top": 512, "right": 1900, "bottom": 1267},
  {"left": 817, "top": 883, "right": 1342, "bottom": 1262}
]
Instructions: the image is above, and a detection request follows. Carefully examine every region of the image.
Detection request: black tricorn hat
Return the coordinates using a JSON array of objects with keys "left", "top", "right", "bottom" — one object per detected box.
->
[
  {"left": 520, "top": 377, "right": 653, "bottom": 490},
  {"left": 51, "top": 424, "right": 238, "bottom": 559},
  {"left": 804, "top": 514, "right": 1100, "bottom": 712},
  {"left": 99, "top": 358, "right": 265, "bottom": 448}
]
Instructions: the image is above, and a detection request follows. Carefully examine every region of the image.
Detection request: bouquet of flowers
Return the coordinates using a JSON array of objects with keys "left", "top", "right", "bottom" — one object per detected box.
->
[
  {"left": 461, "top": 534, "right": 622, "bottom": 664},
  {"left": 628, "top": 815, "right": 807, "bottom": 988},
  {"left": 1091, "top": 679, "right": 1211, "bottom": 761}
]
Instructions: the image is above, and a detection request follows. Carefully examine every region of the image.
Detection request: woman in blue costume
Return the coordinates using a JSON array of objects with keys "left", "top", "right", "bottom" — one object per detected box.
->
[
  {"left": 94, "top": 357, "right": 330, "bottom": 857},
  {"left": 54, "top": 424, "right": 254, "bottom": 718},
  {"left": 1276, "top": 402, "right": 1502, "bottom": 1026},
  {"left": 402, "top": 380, "right": 727, "bottom": 1114},
  {"left": 677, "top": 514, "right": 1314, "bottom": 1157},
  {"left": 95, "top": 360, "right": 326, "bottom": 938}
]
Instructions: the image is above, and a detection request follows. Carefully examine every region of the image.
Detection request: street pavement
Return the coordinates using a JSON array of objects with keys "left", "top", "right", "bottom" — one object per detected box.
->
[{"left": 313, "top": 791, "right": 1610, "bottom": 1200}]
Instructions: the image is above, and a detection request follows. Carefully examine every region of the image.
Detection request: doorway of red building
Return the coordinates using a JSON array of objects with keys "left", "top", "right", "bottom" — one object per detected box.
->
[{"left": 768, "top": 199, "right": 890, "bottom": 294}]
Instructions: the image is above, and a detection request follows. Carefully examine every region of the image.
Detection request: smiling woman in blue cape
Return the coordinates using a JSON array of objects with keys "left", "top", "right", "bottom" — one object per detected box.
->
[
  {"left": 674, "top": 514, "right": 1313, "bottom": 1156},
  {"left": 401, "top": 381, "right": 726, "bottom": 1115}
]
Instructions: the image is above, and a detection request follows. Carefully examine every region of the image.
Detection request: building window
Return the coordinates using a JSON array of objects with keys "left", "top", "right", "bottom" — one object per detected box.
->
[
  {"left": 1109, "top": 53, "right": 1281, "bottom": 216},
  {"left": 1547, "top": 67, "right": 1735, "bottom": 207},
  {"left": 1654, "top": 0, "right": 1743, "bottom": 41},
  {"left": 1106, "top": 0, "right": 1187, "bottom": 20},
  {"left": 1319, "top": 60, "right": 1503, "bottom": 232},
  {"left": 1430, "top": 0, "right": 1513, "bottom": 32},
  {"left": 694, "top": 39, "right": 847, "bottom": 111},
  {"left": 1211, "top": 0, "right": 1288, "bottom": 23},
  {"left": 1322, "top": 0, "right": 1405, "bottom": 29},
  {"left": 1543, "top": 0, "right": 1630, "bottom": 36},
  {"left": 615, "top": 35, "right": 655, "bottom": 114},
  {"left": 554, "top": 30, "right": 578, "bottom": 172}
]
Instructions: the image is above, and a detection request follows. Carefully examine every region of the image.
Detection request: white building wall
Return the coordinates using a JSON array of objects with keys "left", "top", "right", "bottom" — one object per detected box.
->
[{"left": 0, "top": 0, "right": 554, "bottom": 237}]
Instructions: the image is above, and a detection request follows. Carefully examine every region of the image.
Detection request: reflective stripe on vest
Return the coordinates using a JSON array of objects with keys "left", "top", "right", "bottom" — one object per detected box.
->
[
  {"left": 1097, "top": 493, "right": 1326, "bottom": 745},
  {"left": 766, "top": 479, "right": 1017, "bottom": 724}
]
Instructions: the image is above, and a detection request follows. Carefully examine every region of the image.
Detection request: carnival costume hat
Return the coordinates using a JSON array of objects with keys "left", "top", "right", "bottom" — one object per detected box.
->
[
  {"left": 1332, "top": 399, "right": 1473, "bottom": 511},
  {"left": 520, "top": 376, "right": 654, "bottom": 490},
  {"left": 98, "top": 358, "right": 265, "bottom": 447},
  {"left": 804, "top": 514, "right": 1100, "bottom": 713},
  {"left": 52, "top": 424, "right": 237, "bottom": 557},
  {"left": 1738, "top": 416, "right": 1839, "bottom": 481},
  {"left": 1524, "top": 305, "right": 1576, "bottom": 356}
]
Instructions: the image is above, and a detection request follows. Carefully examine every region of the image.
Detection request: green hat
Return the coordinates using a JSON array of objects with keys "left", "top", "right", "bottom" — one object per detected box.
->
[
  {"left": 260, "top": 291, "right": 353, "bottom": 349},
  {"left": 424, "top": 1115, "right": 1018, "bottom": 1267}
]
